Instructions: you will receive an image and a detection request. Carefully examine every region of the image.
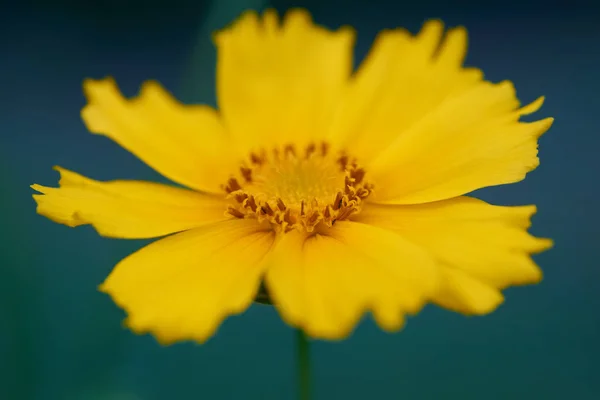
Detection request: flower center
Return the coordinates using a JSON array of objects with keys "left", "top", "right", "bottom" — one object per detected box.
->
[{"left": 222, "top": 142, "right": 374, "bottom": 233}]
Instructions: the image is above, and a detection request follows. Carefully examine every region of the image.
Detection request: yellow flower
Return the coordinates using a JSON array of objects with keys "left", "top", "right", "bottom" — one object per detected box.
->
[{"left": 32, "top": 9, "right": 553, "bottom": 344}]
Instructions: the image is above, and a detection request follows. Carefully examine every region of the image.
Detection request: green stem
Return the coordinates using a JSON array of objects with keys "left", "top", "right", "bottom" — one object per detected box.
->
[{"left": 296, "top": 329, "right": 311, "bottom": 400}]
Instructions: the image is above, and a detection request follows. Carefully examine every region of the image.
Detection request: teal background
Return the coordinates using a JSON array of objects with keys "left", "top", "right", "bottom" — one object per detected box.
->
[{"left": 1, "top": 0, "right": 598, "bottom": 399}]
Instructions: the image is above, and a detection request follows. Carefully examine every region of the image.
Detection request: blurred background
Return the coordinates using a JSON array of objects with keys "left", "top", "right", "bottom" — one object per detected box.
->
[{"left": 1, "top": 0, "right": 599, "bottom": 399}]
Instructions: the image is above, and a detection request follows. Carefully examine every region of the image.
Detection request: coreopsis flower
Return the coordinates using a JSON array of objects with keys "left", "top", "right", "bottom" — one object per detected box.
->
[{"left": 32, "top": 9, "right": 553, "bottom": 344}]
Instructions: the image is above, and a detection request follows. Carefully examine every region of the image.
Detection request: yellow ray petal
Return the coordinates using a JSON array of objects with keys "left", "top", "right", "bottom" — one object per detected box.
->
[
  {"left": 32, "top": 167, "right": 229, "bottom": 239},
  {"left": 214, "top": 9, "right": 355, "bottom": 152},
  {"left": 265, "top": 221, "right": 439, "bottom": 339},
  {"left": 326, "top": 20, "right": 552, "bottom": 204},
  {"left": 353, "top": 196, "right": 553, "bottom": 314},
  {"left": 327, "top": 21, "right": 483, "bottom": 162},
  {"left": 433, "top": 267, "right": 504, "bottom": 315},
  {"left": 81, "top": 78, "right": 239, "bottom": 193},
  {"left": 100, "top": 219, "right": 276, "bottom": 344},
  {"left": 369, "top": 83, "right": 552, "bottom": 204}
]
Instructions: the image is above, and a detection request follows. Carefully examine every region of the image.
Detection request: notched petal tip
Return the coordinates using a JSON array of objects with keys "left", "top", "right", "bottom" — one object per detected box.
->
[
  {"left": 212, "top": 9, "right": 261, "bottom": 44},
  {"left": 30, "top": 183, "right": 45, "bottom": 194},
  {"left": 82, "top": 76, "right": 117, "bottom": 99},
  {"left": 378, "top": 27, "right": 408, "bottom": 38},
  {"left": 497, "top": 79, "right": 517, "bottom": 97},
  {"left": 534, "top": 117, "right": 554, "bottom": 138},
  {"left": 435, "top": 269, "right": 506, "bottom": 316},
  {"left": 120, "top": 316, "right": 179, "bottom": 346},
  {"left": 417, "top": 19, "right": 445, "bottom": 52},
  {"left": 446, "top": 25, "right": 467, "bottom": 37},
  {"left": 372, "top": 308, "right": 406, "bottom": 333},
  {"left": 436, "top": 25, "right": 468, "bottom": 66},
  {"left": 262, "top": 8, "right": 280, "bottom": 31},
  {"left": 104, "top": 282, "right": 219, "bottom": 346},
  {"left": 519, "top": 96, "right": 545, "bottom": 116},
  {"left": 466, "top": 293, "right": 505, "bottom": 316},
  {"left": 516, "top": 203, "right": 537, "bottom": 219},
  {"left": 271, "top": 292, "right": 366, "bottom": 341},
  {"left": 419, "top": 19, "right": 445, "bottom": 35},
  {"left": 97, "top": 281, "right": 110, "bottom": 294},
  {"left": 283, "top": 7, "right": 355, "bottom": 42},
  {"left": 113, "top": 293, "right": 234, "bottom": 346},
  {"left": 297, "top": 303, "right": 408, "bottom": 340},
  {"left": 299, "top": 316, "right": 361, "bottom": 341},
  {"left": 138, "top": 80, "right": 169, "bottom": 98},
  {"left": 52, "top": 165, "right": 88, "bottom": 187},
  {"left": 531, "top": 237, "right": 554, "bottom": 254},
  {"left": 337, "top": 24, "right": 357, "bottom": 38},
  {"left": 214, "top": 7, "right": 353, "bottom": 45},
  {"left": 81, "top": 77, "right": 122, "bottom": 136},
  {"left": 31, "top": 187, "right": 84, "bottom": 228},
  {"left": 283, "top": 7, "right": 311, "bottom": 25}
]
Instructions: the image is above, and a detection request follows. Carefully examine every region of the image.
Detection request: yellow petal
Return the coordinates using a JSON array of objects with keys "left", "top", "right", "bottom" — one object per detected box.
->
[
  {"left": 265, "top": 221, "right": 439, "bottom": 339},
  {"left": 354, "top": 196, "right": 553, "bottom": 314},
  {"left": 100, "top": 219, "right": 276, "bottom": 344},
  {"left": 326, "top": 20, "right": 552, "bottom": 204},
  {"left": 81, "top": 78, "right": 239, "bottom": 193},
  {"left": 215, "top": 9, "right": 355, "bottom": 152},
  {"left": 32, "top": 167, "right": 229, "bottom": 239},
  {"left": 327, "top": 21, "right": 482, "bottom": 162},
  {"left": 433, "top": 267, "right": 504, "bottom": 315},
  {"left": 369, "top": 83, "right": 552, "bottom": 204}
]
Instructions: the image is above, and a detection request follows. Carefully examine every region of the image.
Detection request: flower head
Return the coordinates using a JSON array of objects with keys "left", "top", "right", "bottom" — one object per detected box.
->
[{"left": 32, "top": 9, "right": 553, "bottom": 344}]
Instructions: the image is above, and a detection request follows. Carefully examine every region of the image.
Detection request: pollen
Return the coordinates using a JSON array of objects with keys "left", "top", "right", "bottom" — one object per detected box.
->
[{"left": 222, "top": 141, "right": 374, "bottom": 233}]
